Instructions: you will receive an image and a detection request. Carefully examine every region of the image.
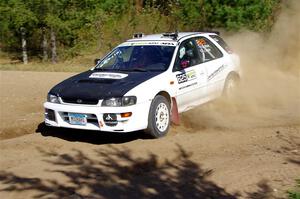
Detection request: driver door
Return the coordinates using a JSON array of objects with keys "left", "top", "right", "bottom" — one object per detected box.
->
[{"left": 173, "top": 38, "right": 207, "bottom": 113}]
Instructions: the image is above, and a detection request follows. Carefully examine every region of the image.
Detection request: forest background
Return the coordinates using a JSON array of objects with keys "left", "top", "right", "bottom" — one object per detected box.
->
[{"left": 0, "top": 0, "right": 281, "bottom": 70}]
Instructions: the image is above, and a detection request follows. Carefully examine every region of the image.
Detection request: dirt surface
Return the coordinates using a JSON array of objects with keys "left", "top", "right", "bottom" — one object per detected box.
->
[
  {"left": 0, "top": 71, "right": 75, "bottom": 139},
  {"left": 0, "top": 70, "right": 299, "bottom": 199},
  {"left": 0, "top": 1, "right": 300, "bottom": 198}
]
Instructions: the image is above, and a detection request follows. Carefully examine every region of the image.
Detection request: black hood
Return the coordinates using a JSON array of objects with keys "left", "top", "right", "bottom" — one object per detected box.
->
[{"left": 49, "top": 70, "right": 161, "bottom": 102}]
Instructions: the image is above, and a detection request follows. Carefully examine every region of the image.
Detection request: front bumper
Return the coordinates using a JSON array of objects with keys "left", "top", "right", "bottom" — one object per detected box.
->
[{"left": 43, "top": 101, "right": 151, "bottom": 133}]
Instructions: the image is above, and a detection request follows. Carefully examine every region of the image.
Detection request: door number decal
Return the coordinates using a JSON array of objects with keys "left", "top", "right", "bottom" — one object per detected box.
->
[{"left": 176, "top": 70, "right": 197, "bottom": 84}]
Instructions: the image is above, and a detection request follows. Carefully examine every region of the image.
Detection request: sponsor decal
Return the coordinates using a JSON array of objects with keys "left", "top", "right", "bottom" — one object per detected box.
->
[
  {"left": 176, "top": 70, "right": 197, "bottom": 84},
  {"left": 161, "top": 42, "right": 176, "bottom": 46},
  {"left": 120, "top": 41, "right": 176, "bottom": 47},
  {"left": 89, "top": 72, "right": 128, "bottom": 79},
  {"left": 186, "top": 70, "right": 196, "bottom": 79},
  {"left": 208, "top": 65, "right": 225, "bottom": 81},
  {"left": 179, "top": 82, "right": 198, "bottom": 90},
  {"left": 196, "top": 38, "right": 212, "bottom": 53},
  {"left": 179, "top": 47, "right": 186, "bottom": 59},
  {"left": 196, "top": 38, "right": 206, "bottom": 46}
]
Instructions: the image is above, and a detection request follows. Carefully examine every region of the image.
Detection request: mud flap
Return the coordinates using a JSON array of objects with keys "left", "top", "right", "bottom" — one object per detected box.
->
[{"left": 171, "top": 97, "right": 180, "bottom": 125}]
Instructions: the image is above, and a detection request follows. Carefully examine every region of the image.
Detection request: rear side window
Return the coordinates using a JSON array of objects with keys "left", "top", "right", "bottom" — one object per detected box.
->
[
  {"left": 210, "top": 35, "right": 232, "bottom": 54},
  {"left": 194, "top": 37, "right": 223, "bottom": 63}
]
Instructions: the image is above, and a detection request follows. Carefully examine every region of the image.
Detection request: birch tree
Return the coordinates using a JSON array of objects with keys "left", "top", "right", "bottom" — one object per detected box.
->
[
  {"left": 42, "top": 27, "right": 48, "bottom": 62},
  {"left": 20, "top": 27, "right": 28, "bottom": 64},
  {"left": 0, "top": 0, "right": 37, "bottom": 64},
  {"left": 50, "top": 27, "right": 57, "bottom": 63}
]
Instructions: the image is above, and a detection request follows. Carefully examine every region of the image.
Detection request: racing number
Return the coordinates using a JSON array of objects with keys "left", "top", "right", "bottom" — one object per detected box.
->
[{"left": 176, "top": 73, "right": 188, "bottom": 84}]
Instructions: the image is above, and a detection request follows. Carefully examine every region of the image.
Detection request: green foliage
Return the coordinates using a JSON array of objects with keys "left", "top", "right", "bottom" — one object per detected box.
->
[
  {"left": 171, "top": 0, "right": 207, "bottom": 30},
  {"left": 0, "top": 0, "right": 38, "bottom": 51},
  {"left": 288, "top": 179, "right": 300, "bottom": 199},
  {"left": 172, "top": 0, "right": 280, "bottom": 31},
  {"left": 0, "top": 0, "right": 281, "bottom": 62}
]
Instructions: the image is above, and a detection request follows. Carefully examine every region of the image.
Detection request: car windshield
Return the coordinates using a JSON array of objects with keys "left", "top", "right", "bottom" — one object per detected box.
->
[{"left": 95, "top": 45, "right": 175, "bottom": 72}]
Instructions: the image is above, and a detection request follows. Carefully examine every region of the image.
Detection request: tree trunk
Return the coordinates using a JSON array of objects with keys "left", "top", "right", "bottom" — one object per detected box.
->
[
  {"left": 50, "top": 27, "right": 57, "bottom": 64},
  {"left": 20, "top": 27, "right": 28, "bottom": 64},
  {"left": 42, "top": 27, "right": 48, "bottom": 62},
  {"left": 135, "top": 0, "right": 143, "bottom": 12}
]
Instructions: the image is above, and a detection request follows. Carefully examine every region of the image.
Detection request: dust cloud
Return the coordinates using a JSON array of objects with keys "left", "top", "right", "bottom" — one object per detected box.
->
[{"left": 180, "top": 0, "right": 300, "bottom": 131}]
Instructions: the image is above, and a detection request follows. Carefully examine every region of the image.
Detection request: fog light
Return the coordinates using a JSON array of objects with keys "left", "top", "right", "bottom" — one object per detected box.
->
[
  {"left": 121, "top": 112, "right": 132, "bottom": 118},
  {"left": 45, "top": 109, "right": 56, "bottom": 121}
]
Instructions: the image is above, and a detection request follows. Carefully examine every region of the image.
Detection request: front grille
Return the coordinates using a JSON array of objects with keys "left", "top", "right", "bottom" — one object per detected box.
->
[
  {"left": 60, "top": 112, "right": 98, "bottom": 125},
  {"left": 61, "top": 98, "right": 99, "bottom": 105},
  {"left": 103, "top": 113, "right": 118, "bottom": 127}
]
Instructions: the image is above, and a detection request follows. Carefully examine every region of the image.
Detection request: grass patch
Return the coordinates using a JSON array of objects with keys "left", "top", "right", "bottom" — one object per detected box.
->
[
  {"left": 288, "top": 179, "right": 300, "bottom": 199},
  {"left": 0, "top": 62, "right": 91, "bottom": 72},
  {"left": 0, "top": 53, "right": 98, "bottom": 72}
]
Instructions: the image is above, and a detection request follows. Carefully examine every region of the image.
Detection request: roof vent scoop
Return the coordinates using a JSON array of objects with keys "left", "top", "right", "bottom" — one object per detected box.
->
[
  {"left": 133, "top": 33, "right": 144, "bottom": 38},
  {"left": 162, "top": 30, "right": 178, "bottom": 40}
]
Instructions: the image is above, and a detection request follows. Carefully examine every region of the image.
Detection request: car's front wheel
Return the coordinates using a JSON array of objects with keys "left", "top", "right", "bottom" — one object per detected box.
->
[{"left": 145, "top": 95, "right": 170, "bottom": 138}]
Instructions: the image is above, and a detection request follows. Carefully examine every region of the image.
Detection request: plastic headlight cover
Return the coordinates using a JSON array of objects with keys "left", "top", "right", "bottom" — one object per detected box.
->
[
  {"left": 122, "top": 96, "right": 137, "bottom": 106},
  {"left": 101, "top": 98, "right": 122, "bottom": 107},
  {"left": 102, "top": 96, "right": 136, "bottom": 107},
  {"left": 47, "top": 94, "right": 60, "bottom": 104}
]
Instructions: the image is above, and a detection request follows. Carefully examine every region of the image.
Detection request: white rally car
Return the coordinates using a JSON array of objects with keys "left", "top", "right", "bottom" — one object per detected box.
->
[{"left": 44, "top": 32, "right": 240, "bottom": 138}]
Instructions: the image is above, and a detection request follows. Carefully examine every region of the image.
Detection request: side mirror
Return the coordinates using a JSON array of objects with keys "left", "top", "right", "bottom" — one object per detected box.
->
[
  {"left": 180, "top": 60, "right": 190, "bottom": 69},
  {"left": 94, "top": 58, "right": 101, "bottom": 65}
]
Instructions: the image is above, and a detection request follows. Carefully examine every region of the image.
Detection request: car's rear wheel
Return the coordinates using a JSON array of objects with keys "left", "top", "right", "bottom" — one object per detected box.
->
[
  {"left": 223, "top": 74, "right": 239, "bottom": 99},
  {"left": 145, "top": 95, "right": 170, "bottom": 138}
]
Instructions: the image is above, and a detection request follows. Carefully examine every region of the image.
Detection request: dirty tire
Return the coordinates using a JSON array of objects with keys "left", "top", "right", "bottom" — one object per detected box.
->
[
  {"left": 223, "top": 74, "right": 239, "bottom": 99},
  {"left": 145, "top": 95, "right": 170, "bottom": 138}
]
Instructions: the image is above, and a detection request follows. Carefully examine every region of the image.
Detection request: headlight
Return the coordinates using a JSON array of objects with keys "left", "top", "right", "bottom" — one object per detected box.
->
[
  {"left": 47, "top": 94, "right": 60, "bottom": 104},
  {"left": 102, "top": 96, "right": 137, "bottom": 107}
]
